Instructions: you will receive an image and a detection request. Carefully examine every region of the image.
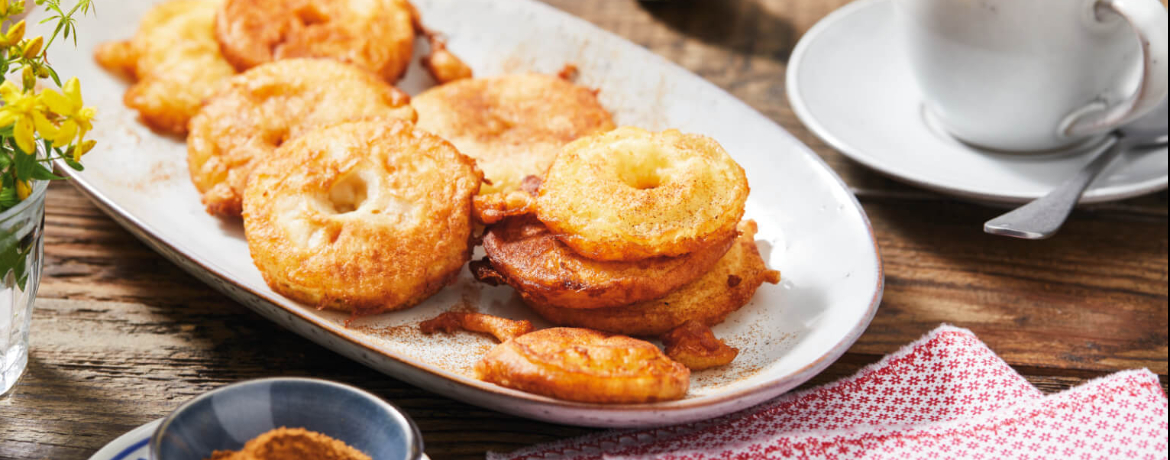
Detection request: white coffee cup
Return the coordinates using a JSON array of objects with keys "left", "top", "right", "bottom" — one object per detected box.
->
[{"left": 894, "top": 0, "right": 1169, "bottom": 152}]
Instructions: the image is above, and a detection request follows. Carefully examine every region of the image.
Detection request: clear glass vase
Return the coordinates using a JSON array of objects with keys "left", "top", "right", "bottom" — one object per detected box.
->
[{"left": 0, "top": 179, "right": 46, "bottom": 396}]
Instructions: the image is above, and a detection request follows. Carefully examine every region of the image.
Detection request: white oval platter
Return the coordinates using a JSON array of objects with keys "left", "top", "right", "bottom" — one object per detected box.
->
[{"left": 36, "top": 0, "right": 883, "bottom": 428}]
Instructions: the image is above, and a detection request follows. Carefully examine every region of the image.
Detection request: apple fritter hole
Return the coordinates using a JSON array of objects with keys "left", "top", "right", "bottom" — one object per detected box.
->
[
  {"left": 616, "top": 146, "right": 667, "bottom": 190},
  {"left": 328, "top": 173, "right": 369, "bottom": 214}
]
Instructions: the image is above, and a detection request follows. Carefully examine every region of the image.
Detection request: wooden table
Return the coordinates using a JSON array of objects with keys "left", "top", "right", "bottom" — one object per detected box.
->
[{"left": 2, "top": 1, "right": 1167, "bottom": 458}]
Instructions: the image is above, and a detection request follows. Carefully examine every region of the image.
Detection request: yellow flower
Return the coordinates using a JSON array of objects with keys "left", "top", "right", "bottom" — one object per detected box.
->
[
  {"left": 15, "top": 179, "right": 31, "bottom": 200},
  {"left": 39, "top": 77, "right": 95, "bottom": 148},
  {"left": 21, "top": 65, "right": 34, "bottom": 89},
  {"left": 21, "top": 35, "right": 42, "bottom": 59},
  {"left": 0, "top": 80, "right": 41, "bottom": 153},
  {"left": 74, "top": 139, "right": 95, "bottom": 162},
  {"left": 2, "top": 0, "right": 25, "bottom": 18},
  {"left": 1, "top": 20, "right": 24, "bottom": 48}
]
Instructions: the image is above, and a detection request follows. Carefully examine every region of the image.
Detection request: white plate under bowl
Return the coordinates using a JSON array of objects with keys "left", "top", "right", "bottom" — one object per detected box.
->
[
  {"left": 88, "top": 419, "right": 159, "bottom": 460},
  {"left": 787, "top": 0, "right": 1168, "bottom": 205},
  {"left": 37, "top": 0, "right": 882, "bottom": 427}
]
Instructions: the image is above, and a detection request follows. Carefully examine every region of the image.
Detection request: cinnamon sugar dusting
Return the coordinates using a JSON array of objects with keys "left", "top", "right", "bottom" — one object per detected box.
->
[
  {"left": 205, "top": 427, "right": 370, "bottom": 460},
  {"left": 114, "top": 160, "right": 179, "bottom": 193},
  {"left": 351, "top": 323, "right": 491, "bottom": 377}
]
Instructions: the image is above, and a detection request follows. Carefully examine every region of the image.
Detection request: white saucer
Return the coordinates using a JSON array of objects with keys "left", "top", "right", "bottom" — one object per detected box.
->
[
  {"left": 787, "top": 0, "right": 1168, "bottom": 205},
  {"left": 88, "top": 419, "right": 160, "bottom": 460}
]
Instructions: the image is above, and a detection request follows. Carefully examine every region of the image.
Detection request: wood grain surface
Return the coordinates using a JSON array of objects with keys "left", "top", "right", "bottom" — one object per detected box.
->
[{"left": 2, "top": 0, "right": 1167, "bottom": 459}]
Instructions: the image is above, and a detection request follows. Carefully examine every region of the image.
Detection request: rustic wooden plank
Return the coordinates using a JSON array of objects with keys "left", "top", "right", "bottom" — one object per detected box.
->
[{"left": 859, "top": 199, "right": 1168, "bottom": 374}]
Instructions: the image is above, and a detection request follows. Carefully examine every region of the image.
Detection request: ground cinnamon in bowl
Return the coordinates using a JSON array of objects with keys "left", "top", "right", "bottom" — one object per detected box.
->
[{"left": 205, "top": 427, "right": 372, "bottom": 460}]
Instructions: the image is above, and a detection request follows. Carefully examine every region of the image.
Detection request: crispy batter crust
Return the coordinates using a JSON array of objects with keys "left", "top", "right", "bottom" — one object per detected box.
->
[
  {"left": 472, "top": 174, "right": 543, "bottom": 224},
  {"left": 525, "top": 221, "right": 780, "bottom": 336},
  {"left": 188, "top": 58, "right": 416, "bottom": 217},
  {"left": 536, "top": 127, "right": 749, "bottom": 261},
  {"left": 476, "top": 328, "right": 689, "bottom": 404},
  {"left": 412, "top": 74, "right": 614, "bottom": 195},
  {"left": 94, "top": 0, "right": 236, "bottom": 135},
  {"left": 419, "top": 30, "right": 472, "bottom": 84},
  {"left": 478, "top": 215, "right": 733, "bottom": 309},
  {"left": 419, "top": 312, "right": 534, "bottom": 343},
  {"left": 472, "top": 189, "right": 536, "bottom": 225},
  {"left": 421, "top": 43, "right": 472, "bottom": 84},
  {"left": 215, "top": 0, "right": 416, "bottom": 81},
  {"left": 242, "top": 119, "right": 481, "bottom": 313},
  {"left": 662, "top": 320, "right": 739, "bottom": 371}
]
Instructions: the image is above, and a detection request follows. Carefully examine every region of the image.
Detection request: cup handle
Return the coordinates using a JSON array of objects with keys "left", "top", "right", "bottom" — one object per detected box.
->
[{"left": 1063, "top": 0, "right": 1168, "bottom": 137}]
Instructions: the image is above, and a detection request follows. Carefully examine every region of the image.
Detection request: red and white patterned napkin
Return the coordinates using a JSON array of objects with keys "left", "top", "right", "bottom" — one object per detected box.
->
[{"left": 490, "top": 325, "right": 1169, "bottom": 460}]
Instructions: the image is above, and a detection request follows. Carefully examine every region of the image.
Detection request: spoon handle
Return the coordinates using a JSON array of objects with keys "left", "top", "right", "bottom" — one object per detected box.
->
[{"left": 983, "top": 136, "right": 1124, "bottom": 240}]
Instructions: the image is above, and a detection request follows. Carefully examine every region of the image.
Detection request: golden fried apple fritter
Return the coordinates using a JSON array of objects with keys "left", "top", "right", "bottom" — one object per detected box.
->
[
  {"left": 419, "top": 312, "right": 534, "bottom": 343},
  {"left": 537, "top": 127, "right": 749, "bottom": 261},
  {"left": 412, "top": 74, "right": 614, "bottom": 195},
  {"left": 474, "top": 215, "right": 733, "bottom": 309},
  {"left": 476, "top": 328, "right": 689, "bottom": 404},
  {"left": 215, "top": 0, "right": 416, "bottom": 82},
  {"left": 662, "top": 320, "right": 739, "bottom": 371},
  {"left": 94, "top": 0, "right": 236, "bottom": 135},
  {"left": 524, "top": 221, "right": 780, "bottom": 336},
  {"left": 188, "top": 58, "right": 416, "bottom": 217},
  {"left": 243, "top": 119, "right": 481, "bottom": 314},
  {"left": 471, "top": 175, "right": 543, "bottom": 224},
  {"left": 419, "top": 32, "right": 472, "bottom": 85}
]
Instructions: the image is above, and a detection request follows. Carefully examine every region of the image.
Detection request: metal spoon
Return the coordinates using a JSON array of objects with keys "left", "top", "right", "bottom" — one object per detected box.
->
[{"left": 984, "top": 103, "right": 1169, "bottom": 240}]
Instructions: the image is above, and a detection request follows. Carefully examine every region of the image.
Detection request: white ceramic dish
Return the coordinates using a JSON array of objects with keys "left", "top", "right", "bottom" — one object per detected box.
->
[
  {"left": 88, "top": 419, "right": 158, "bottom": 460},
  {"left": 38, "top": 0, "right": 882, "bottom": 427},
  {"left": 787, "top": 0, "right": 1169, "bottom": 205}
]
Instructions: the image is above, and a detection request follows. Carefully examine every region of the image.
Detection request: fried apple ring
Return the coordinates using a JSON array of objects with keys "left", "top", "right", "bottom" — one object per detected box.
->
[
  {"left": 214, "top": 0, "right": 415, "bottom": 82},
  {"left": 188, "top": 58, "right": 416, "bottom": 217},
  {"left": 662, "top": 320, "right": 739, "bottom": 371},
  {"left": 242, "top": 119, "right": 481, "bottom": 313},
  {"left": 476, "top": 328, "right": 689, "bottom": 404},
  {"left": 412, "top": 74, "right": 615, "bottom": 195},
  {"left": 524, "top": 221, "right": 780, "bottom": 336},
  {"left": 94, "top": 0, "right": 236, "bottom": 135},
  {"left": 536, "top": 127, "right": 749, "bottom": 261},
  {"left": 419, "top": 312, "right": 534, "bottom": 343},
  {"left": 475, "top": 215, "right": 734, "bottom": 309}
]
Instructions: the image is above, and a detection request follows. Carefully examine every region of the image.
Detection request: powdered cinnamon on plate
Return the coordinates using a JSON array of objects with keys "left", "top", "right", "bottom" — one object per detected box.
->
[{"left": 205, "top": 427, "right": 372, "bottom": 460}]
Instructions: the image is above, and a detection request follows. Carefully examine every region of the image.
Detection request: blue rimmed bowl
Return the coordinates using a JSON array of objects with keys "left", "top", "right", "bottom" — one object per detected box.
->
[{"left": 150, "top": 378, "right": 423, "bottom": 460}]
